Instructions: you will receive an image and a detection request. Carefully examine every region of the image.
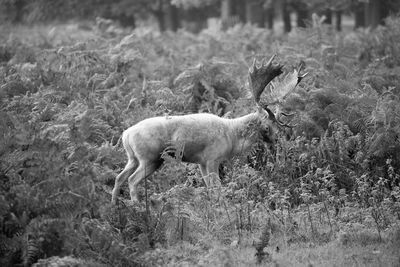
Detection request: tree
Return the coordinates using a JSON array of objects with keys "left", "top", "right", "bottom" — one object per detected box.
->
[
  {"left": 293, "top": 1, "right": 309, "bottom": 28},
  {"left": 335, "top": 10, "right": 342, "bottom": 31},
  {"left": 364, "top": 0, "right": 385, "bottom": 28},
  {"left": 281, "top": 0, "right": 292, "bottom": 32},
  {"left": 172, "top": 0, "right": 218, "bottom": 32},
  {"left": 353, "top": 1, "right": 365, "bottom": 28},
  {"left": 221, "top": 0, "right": 233, "bottom": 27},
  {"left": 298, "top": 0, "right": 349, "bottom": 31},
  {"left": 265, "top": 0, "right": 275, "bottom": 30},
  {"left": 245, "top": 0, "right": 265, "bottom": 27},
  {"left": 307, "top": 0, "right": 400, "bottom": 30},
  {"left": 165, "top": 2, "right": 180, "bottom": 31}
]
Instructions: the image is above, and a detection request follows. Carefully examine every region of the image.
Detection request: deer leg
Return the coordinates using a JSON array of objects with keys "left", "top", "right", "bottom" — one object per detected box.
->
[
  {"left": 199, "top": 164, "right": 210, "bottom": 187},
  {"left": 127, "top": 161, "right": 158, "bottom": 202},
  {"left": 111, "top": 160, "right": 136, "bottom": 204},
  {"left": 206, "top": 161, "right": 221, "bottom": 187}
]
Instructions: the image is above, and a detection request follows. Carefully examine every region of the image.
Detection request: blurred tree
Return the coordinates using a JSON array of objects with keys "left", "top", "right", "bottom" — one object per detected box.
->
[
  {"left": 175, "top": 0, "right": 275, "bottom": 31},
  {"left": 354, "top": 0, "right": 400, "bottom": 29},
  {"left": 305, "top": 0, "right": 400, "bottom": 30},
  {"left": 150, "top": 0, "right": 169, "bottom": 31},
  {"left": 221, "top": 0, "right": 233, "bottom": 28},
  {"left": 0, "top": 0, "right": 21, "bottom": 22},
  {"left": 107, "top": 0, "right": 180, "bottom": 31},
  {"left": 2, "top": 0, "right": 399, "bottom": 32},
  {"left": 99, "top": 0, "right": 141, "bottom": 28},
  {"left": 264, "top": 0, "right": 275, "bottom": 30},
  {"left": 165, "top": 2, "right": 180, "bottom": 31},
  {"left": 335, "top": 10, "right": 342, "bottom": 31},
  {"left": 353, "top": 1, "right": 366, "bottom": 28},
  {"left": 363, "top": 0, "right": 385, "bottom": 28},
  {"left": 281, "top": 0, "right": 292, "bottom": 32},
  {"left": 234, "top": 0, "right": 246, "bottom": 23},
  {"left": 297, "top": 0, "right": 349, "bottom": 31},
  {"left": 0, "top": 0, "right": 187, "bottom": 31},
  {"left": 172, "top": 0, "right": 218, "bottom": 32},
  {"left": 245, "top": 0, "right": 265, "bottom": 27},
  {"left": 323, "top": 8, "right": 332, "bottom": 24},
  {"left": 292, "top": 0, "right": 309, "bottom": 28}
]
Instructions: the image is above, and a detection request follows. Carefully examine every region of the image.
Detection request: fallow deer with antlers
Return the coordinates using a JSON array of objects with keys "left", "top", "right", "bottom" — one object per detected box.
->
[{"left": 111, "top": 55, "right": 307, "bottom": 204}]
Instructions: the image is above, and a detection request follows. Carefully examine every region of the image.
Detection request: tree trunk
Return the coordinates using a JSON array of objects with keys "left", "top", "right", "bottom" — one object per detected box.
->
[
  {"left": 221, "top": 0, "right": 234, "bottom": 30},
  {"left": 234, "top": 0, "right": 246, "bottom": 23},
  {"left": 152, "top": 0, "right": 166, "bottom": 31},
  {"left": 295, "top": 3, "right": 308, "bottom": 28},
  {"left": 354, "top": 3, "right": 365, "bottom": 28},
  {"left": 282, "top": 0, "right": 291, "bottom": 33},
  {"left": 165, "top": 2, "right": 180, "bottom": 31},
  {"left": 245, "top": 1, "right": 266, "bottom": 27},
  {"left": 14, "top": 0, "right": 25, "bottom": 23},
  {"left": 156, "top": 11, "right": 166, "bottom": 31},
  {"left": 324, "top": 9, "right": 332, "bottom": 24},
  {"left": 365, "top": 0, "right": 382, "bottom": 28},
  {"left": 118, "top": 14, "right": 136, "bottom": 28},
  {"left": 181, "top": 6, "right": 210, "bottom": 33},
  {"left": 255, "top": 3, "right": 265, "bottom": 27},
  {"left": 265, "top": 5, "right": 274, "bottom": 30},
  {"left": 245, "top": 1, "right": 252, "bottom": 24},
  {"left": 335, "top": 10, "right": 342, "bottom": 31},
  {"left": 221, "top": 0, "right": 233, "bottom": 21}
]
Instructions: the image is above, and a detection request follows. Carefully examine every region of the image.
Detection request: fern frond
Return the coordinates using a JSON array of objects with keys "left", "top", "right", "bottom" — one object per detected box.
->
[
  {"left": 254, "top": 219, "right": 271, "bottom": 263},
  {"left": 368, "top": 130, "right": 397, "bottom": 157},
  {"left": 352, "top": 117, "right": 369, "bottom": 134},
  {"left": 22, "top": 235, "right": 40, "bottom": 267},
  {"left": 42, "top": 198, "right": 78, "bottom": 218},
  {"left": 333, "top": 62, "right": 352, "bottom": 79},
  {"left": 34, "top": 256, "right": 104, "bottom": 267},
  {"left": 87, "top": 73, "right": 108, "bottom": 90}
]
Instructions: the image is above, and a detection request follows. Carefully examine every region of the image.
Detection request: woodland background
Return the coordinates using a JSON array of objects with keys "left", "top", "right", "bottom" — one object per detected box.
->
[{"left": 1, "top": 0, "right": 400, "bottom": 266}]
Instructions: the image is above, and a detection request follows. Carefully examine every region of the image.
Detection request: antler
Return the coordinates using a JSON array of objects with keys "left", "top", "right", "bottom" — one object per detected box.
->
[
  {"left": 263, "top": 104, "right": 296, "bottom": 128},
  {"left": 249, "top": 54, "right": 283, "bottom": 103},
  {"left": 263, "top": 63, "right": 308, "bottom": 106},
  {"left": 262, "top": 61, "right": 308, "bottom": 128},
  {"left": 248, "top": 56, "right": 307, "bottom": 128}
]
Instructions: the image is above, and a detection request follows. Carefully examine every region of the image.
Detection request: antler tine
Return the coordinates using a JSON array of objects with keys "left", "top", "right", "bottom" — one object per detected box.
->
[
  {"left": 296, "top": 60, "right": 308, "bottom": 83},
  {"left": 249, "top": 58, "right": 256, "bottom": 74},
  {"left": 264, "top": 54, "right": 276, "bottom": 66},
  {"left": 249, "top": 54, "right": 283, "bottom": 103},
  {"left": 297, "top": 72, "right": 308, "bottom": 84},
  {"left": 281, "top": 112, "right": 296, "bottom": 117},
  {"left": 260, "top": 57, "right": 266, "bottom": 67},
  {"left": 264, "top": 105, "right": 296, "bottom": 128}
]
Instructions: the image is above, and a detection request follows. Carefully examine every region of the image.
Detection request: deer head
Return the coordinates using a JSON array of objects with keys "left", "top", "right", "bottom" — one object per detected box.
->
[{"left": 249, "top": 55, "right": 308, "bottom": 129}]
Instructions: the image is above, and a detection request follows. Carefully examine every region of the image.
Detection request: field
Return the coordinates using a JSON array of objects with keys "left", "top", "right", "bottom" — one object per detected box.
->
[{"left": 1, "top": 17, "right": 400, "bottom": 266}]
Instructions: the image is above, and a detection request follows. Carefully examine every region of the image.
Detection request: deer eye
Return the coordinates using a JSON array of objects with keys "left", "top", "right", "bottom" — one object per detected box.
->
[{"left": 260, "top": 124, "right": 270, "bottom": 136}]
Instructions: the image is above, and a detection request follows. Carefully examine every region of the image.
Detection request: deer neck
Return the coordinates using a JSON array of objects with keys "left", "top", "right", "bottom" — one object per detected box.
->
[{"left": 228, "top": 112, "right": 261, "bottom": 155}]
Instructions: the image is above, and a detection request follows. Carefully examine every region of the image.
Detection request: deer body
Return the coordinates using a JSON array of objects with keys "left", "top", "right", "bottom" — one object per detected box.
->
[
  {"left": 111, "top": 55, "right": 307, "bottom": 204},
  {"left": 111, "top": 111, "right": 273, "bottom": 203}
]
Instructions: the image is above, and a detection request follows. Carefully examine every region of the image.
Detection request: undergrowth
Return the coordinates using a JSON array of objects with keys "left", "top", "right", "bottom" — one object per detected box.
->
[{"left": 1, "top": 15, "right": 400, "bottom": 266}]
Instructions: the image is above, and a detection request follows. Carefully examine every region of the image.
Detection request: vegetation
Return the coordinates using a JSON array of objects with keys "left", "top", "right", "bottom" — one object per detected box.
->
[
  {"left": 1, "top": 0, "right": 400, "bottom": 32},
  {"left": 1, "top": 12, "right": 400, "bottom": 267}
]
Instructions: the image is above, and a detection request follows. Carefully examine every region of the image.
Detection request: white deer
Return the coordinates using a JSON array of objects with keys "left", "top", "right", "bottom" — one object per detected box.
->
[{"left": 111, "top": 55, "right": 307, "bottom": 204}]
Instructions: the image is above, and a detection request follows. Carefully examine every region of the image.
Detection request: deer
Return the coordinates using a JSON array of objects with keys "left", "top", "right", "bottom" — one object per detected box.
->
[{"left": 111, "top": 55, "right": 307, "bottom": 204}]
